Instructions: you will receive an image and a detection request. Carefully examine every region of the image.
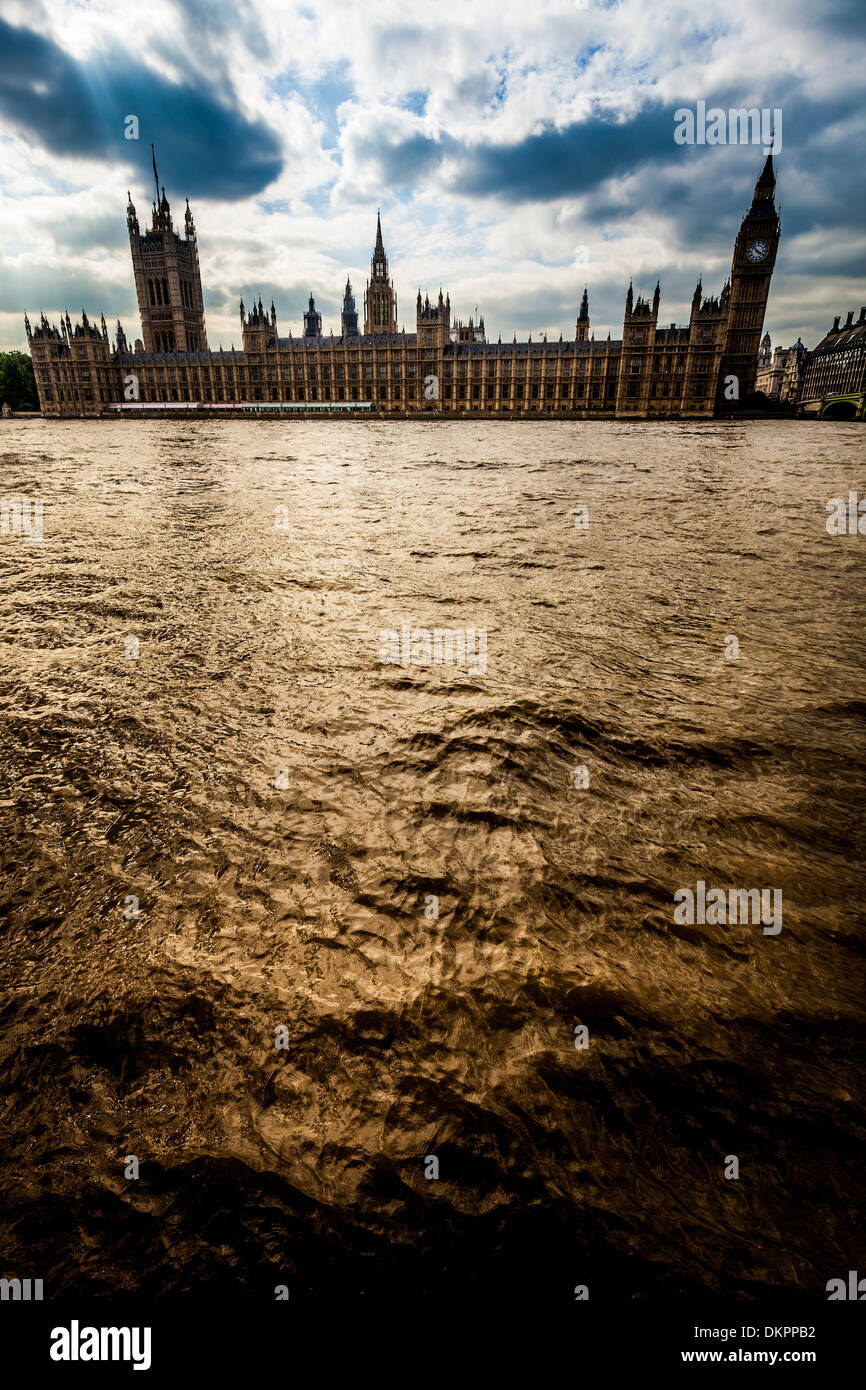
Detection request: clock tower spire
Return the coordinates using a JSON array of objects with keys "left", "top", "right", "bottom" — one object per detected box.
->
[{"left": 717, "top": 152, "right": 780, "bottom": 406}]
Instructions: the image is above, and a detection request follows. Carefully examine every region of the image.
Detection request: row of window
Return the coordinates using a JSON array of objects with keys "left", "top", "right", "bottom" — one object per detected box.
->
[
  {"left": 150, "top": 330, "right": 203, "bottom": 353},
  {"left": 40, "top": 391, "right": 707, "bottom": 415},
  {"left": 802, "top": 356, "right": 865, "bottom": 395},
  {"left": 245, "top": 364, "right": 621, "bottom": 382},
  {"left": 145, "top": 277, "right": 197, "bottom": 308},
  {"left": 40, "top": 370, "right": 711, "bottom": 403},
  {"left": 240, "top": 354, "right": 700, "bottom": 377},
  {"left": 129, "top": 382, "right": 705, "bottom": 404}
]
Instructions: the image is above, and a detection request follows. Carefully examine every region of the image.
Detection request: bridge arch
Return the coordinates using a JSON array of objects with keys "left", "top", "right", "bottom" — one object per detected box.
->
[{"left": 820, "top": 394, "right": 862, "bottom": 421}]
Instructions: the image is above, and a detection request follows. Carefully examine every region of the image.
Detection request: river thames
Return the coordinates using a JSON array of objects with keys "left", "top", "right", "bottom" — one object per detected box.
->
[{"left": 0, "top": 418, "right": 863, "bottom": 1303}]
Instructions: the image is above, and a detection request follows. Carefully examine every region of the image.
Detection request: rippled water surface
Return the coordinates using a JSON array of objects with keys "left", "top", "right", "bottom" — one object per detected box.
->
[{"left": 1, "top": 418, "right": 864, "bottom": 1303}]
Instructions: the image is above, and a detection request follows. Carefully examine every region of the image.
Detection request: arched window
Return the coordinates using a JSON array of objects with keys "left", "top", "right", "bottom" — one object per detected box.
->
[
  {"left": 163, "top": 278, "right": 169, "bottom": 305},
  {"left": 148, "top": 280, "right": 155, "bottom": 305}
]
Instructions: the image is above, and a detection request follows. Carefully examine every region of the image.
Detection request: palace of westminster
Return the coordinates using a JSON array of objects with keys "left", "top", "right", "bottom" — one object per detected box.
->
[{"left": 26, "top": 155, "right": 786, "bottom": 419}]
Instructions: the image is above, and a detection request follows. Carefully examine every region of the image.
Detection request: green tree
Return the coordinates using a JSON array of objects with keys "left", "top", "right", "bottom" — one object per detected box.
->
[{"left": 0, "top": 351, "right": 39, "bottom": 412}]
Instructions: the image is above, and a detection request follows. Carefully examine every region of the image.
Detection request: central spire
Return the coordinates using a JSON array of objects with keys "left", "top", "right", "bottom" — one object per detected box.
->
[{"left": 365, "top": 209, "right": 397, "bottom": 334}]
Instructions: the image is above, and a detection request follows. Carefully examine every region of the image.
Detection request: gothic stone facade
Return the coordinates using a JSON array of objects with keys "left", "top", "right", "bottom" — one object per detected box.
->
[
  {"left": 27, "top": 157, "right": 780, "bottom": 419},
  {"left": 798, "top": 308, "right": 866, "bottom": 419}
]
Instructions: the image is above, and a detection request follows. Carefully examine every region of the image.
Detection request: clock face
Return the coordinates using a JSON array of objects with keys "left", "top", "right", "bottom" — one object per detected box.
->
[{"left": 747, "top": 239, "right": 769, "bottom": 263}]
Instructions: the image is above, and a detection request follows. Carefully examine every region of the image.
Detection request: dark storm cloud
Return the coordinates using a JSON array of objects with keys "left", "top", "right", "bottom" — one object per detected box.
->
[
  {"left": 457, "top": 106, "right": 675, "bottom": 201},
  {"left": 817, "top": 0, "right": 866, "bottom": 37},
  {"left": 165, "top": 0, "right": 272, "bottom": 63},
  {"left": 349, "top": 107, "right": 673, "bottom": 201},
  {"left": 0, "top": 262, "right": 137, "bottom": 317},
  {"left": 353, "top": 129, "right": 460, "bottom": 187},
  {"left": 346, "top": 104, "right": 674, "bottom": 198},
  {"left": 0, "top": 18, "right": 283, "bottom": 199},
  {"left": 50, "top": 214, "right": 130, "bottom": 255}
]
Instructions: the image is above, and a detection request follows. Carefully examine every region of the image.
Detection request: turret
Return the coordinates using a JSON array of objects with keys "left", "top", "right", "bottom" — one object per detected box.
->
[
  {"left": 576, "top": 286, "right": 590, "bottom": 342},
  {"left": 342, "top": 278, "right": 359, "bottom": 337},
  {"left": 758, "top": 331, "right": 772, "bottom": 367},
  {"left": 152, "top": 183, "right": 173, "bottom": 234},
  {"left": 304, "top": 293, "right": 322, "bottom": 338},
  {"left": 417, "top": 284, "right": 451, "bottom": 346}
]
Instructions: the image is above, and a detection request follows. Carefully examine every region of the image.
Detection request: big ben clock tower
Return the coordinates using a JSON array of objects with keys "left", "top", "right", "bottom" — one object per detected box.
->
[{"left": 717, "top": 152, "right": 780, "bottom": 406}]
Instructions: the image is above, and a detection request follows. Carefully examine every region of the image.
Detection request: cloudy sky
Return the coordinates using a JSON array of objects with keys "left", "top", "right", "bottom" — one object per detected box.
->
[{"left": 1, "top": 0, "right": 864, "bottom": 354}]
